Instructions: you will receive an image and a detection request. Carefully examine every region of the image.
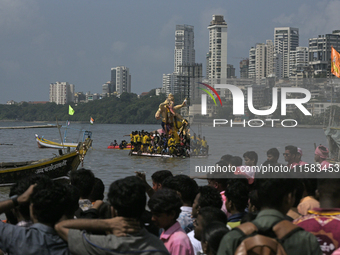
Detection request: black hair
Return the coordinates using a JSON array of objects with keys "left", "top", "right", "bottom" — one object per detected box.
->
[
  {"left": 317, "top": 179, "right": 340, "bottom": 202},
  {"left": 220, "top": 154, "right": 233, "bottom": 163},
  {"left": 243, "top": 151, "right": 258, "bottom": 165},
  {"left": 108, "top": 176, "right": 146, "bottom": 219},
  {"left": 257, "top": 179, "right": 298, "bottom": 210},
  {"left": 293, "top": 179, "right": 305, "bottom": 207},
  {"left": 248, "top": 190, "right": 261, "bottom": 211},
  {"left": 285, "top": 145, "right": 298, "bottom": 155},
  {"left": 148, "top": 188, "right": 182, "bottom": 219},
  {"left": 267, "top": 148, "right": 280, "bottom": 158},
  {"left": 198, "top": 206, "right": 227, "bottom": 226},
  {"left": 63, "top": 184, "right": 80, "bottom": 219},
  {"left": 230, "top": 156, "right": 242, "bottom": 167},
  {"left": 30, "top": 179, "right": 70, "bottom": 226},
  {"left": 197, "top": 186, "right": 223, "bottom": 209},
  {"left": 151, "top": 170, "right": 173, "bottom": 184},
  {"left": 162, "top": 175, "right": 199, "bottom": 205},
  {"left": 202, "top": 222, "right": 229, "bottom": 255},
  {"left": 89, "top": 177, "right": 105, "bottom": 202},
  {"left": 225, "top": 180, "right": 249, "bottom": 212},
  {"left": 303, "top": 179, "right": 318, "bottom": 197},
  {"left": 9, "top": 174, "right": 51, "bottom": 220},
  {"left": 70, "top": 168, "right": 95, "bottom": 199}
]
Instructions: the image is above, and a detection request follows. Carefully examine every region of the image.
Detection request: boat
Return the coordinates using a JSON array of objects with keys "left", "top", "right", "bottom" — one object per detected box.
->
[
  {"left": 107, "top": 144, "right": 133, "bottom": 150},
  {"left": 0, "top": 139, "right": 92, "bottom": 186},
  {"left": 35, "top": 123, "right": 92, "bottom": 149},
  {"left": 130, "top": 151, "right": 177, "bottom": 158}
]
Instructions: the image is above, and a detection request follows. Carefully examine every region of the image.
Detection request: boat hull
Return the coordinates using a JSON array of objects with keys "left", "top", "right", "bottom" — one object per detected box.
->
[
  {"left": 0, "top": 139, "right": 92, "bottom": 186},
  {"left": 35, "top": 135, "right": 78, "bottom": 149}
]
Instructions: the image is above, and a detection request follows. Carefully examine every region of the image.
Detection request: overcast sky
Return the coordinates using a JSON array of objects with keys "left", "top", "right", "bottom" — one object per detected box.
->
[{"left": 1, "top": 0, "right": 340, "bottom": 104}]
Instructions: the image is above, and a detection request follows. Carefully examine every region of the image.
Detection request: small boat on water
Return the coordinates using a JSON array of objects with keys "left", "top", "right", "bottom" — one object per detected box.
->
[
  {"left": 107, "top": 144, "right": 133, "bottom": 150},
  {"left": 0, "top": 139, "right": 92, "bottom": 186},
  {"left": 36, "top": 127, "right": 92, "bottom": 149}
]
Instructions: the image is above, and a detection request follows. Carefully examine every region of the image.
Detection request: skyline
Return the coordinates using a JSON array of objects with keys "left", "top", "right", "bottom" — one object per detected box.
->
[{"left": 1, "top": 0, "right": 340, "bottom": 104}]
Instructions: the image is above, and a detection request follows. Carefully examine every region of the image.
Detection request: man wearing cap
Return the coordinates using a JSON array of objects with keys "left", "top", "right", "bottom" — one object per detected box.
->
[
  {"left": 296, "top": 148, "right": 308, "bottom": 166},
  {"left": 315, "top": 145, "right": 331, "bottom": 170}
]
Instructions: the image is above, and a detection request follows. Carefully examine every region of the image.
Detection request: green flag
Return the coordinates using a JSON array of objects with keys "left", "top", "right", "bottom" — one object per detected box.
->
[{"left": 69, "top": 105, "right": 75, "bottom": 115}]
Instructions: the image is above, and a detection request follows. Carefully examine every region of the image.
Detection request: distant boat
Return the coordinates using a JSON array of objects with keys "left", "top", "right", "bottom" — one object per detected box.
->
[
  {"left": 35, "top": 121, "right": 92, "bottom": 149},
  {"left": 0, "top": 139, "right": 92, "bottom": 186}
]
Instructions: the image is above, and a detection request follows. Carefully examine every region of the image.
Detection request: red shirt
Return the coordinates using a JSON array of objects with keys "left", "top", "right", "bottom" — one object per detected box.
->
[{"left": 294, "top": 208, "right": 340, "bottom": 255}]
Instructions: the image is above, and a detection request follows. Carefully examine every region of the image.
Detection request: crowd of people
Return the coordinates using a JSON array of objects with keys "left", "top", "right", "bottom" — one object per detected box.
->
[
  {"left": 0, "top": 144, "right": 338, "bottom": 254},
  {"left": 111, "top": 130, "right": 209, "bottom": 157}
]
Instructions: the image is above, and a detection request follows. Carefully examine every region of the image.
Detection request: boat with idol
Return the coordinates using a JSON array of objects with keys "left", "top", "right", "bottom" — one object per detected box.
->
[
  {"left": 0, "top": 138, "right": 92, "bottom": 186},
  {"left": 128, "top": 94, "right": 208, "bottom": 158}
]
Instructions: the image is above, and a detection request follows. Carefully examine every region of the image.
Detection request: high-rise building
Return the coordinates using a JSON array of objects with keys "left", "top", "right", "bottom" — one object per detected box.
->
[
  {"left": 162, "top": 24, "right": 202, "bottom": 102},
  {"left": 111, "top": 66, "right": 131, "bottom": 95},
  {"left": 248, "top": 47, "right": 256, "bottom": 79},
  {"left": 240, "top": 59, "right": 249, "bottom": 78},
  {"left": 49, "top": 82, "right": 74, "bottom": 105},
  {"left": 266, "top": 40, "right": 275, "bottom": 77},
  {"left": 227, "top": 64, "right": 236, "bottom": 78},
  {"left": 309, "top": 30, "right": 340, "bottom": 76},
  {"left": 174, "top": 25, "right": 195, "bottom": 74},
  {"left": 274, "top": 27, "right": 299, "bottom": 78},
  {"left": 289, "top": 46, "right": 309, "bottom": 77},
  {"left": 207, "top": 15, "right": 228, "bottom": 84}
]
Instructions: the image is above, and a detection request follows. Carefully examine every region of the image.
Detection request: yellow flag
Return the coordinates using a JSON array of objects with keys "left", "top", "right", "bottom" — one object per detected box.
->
[
  {"left": 69, "top": 105, "right": 75, "bottom": 115},
  {"left": 331, "top": 46, "right": 340, "bottom": 78}
]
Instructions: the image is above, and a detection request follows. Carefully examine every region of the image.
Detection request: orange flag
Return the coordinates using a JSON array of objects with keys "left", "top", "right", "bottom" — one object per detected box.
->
[{"left": 331, "top": 46, "right": 340, "bottom": 78}]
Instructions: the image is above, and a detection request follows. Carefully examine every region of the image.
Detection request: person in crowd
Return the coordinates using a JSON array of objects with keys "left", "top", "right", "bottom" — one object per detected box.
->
[
  {"left": 7, "top": 174, "right": 51, "bottom": 227},
  {"left": 229, "top": 156, "right": 243, "bottom": 167},
  {"left": 225, "top": 180, "right": 249, "bottom": 228},
  {"left": 266, "top": 147, "right": 280, "bottom": 165},
  {"left": 88, "top": 177, "right": 105, "bottom": 203},
  {"left": 193, "top": 206, "right": 227, "bottom": 242},
  {"left": 286, "top": 179, "right": 304, "bottom": 221},
  {"left": 217, "top": 179, "right": 322, "bottom": 255},
  {"left": 296, "top": 148, "right": 308, "bottom": 166},
  {"left": 284, "top": 145, "right": 298, "bottom": 168},
  {"left": 135, "top": 170, "right": 173, "bottom": 198},
  {"left": 0, "top": 177, "right": 70, "bottom": 254},
  {"left": 188, "top": 186, "right": 223, "bottom": 254},
  {"left": 314, "top": 145, "right": 332, "bottom": 169},
  {"left": 294, "top": 178, "right": 340, "bottom": 255},
  {"left": 162, "top": 175, "right": 199, "bottom": 230},
  {"left": 56, "top": 176, "right": 169, "bottom": 255},
  {"left": 201, "top": 222, "right": 229, "bottom": 255},
  {"left": 70, "top": 168, "right": 96, "bottom": 217},
  {"left": 148, "top": 188, "right": 194, "bottom": 255},
  {"left": 207, "top": 171, "right": 229, "bottom": 217},
  {"left": 243, "top": 151, "right": 258, "bottom": 167},
  {"left": 298, "top": 179, "right": 320, "bottom": 216}
]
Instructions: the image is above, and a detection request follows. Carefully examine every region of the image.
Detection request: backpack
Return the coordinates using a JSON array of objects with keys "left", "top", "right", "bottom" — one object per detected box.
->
[{"left": 234, "top": 220, "right": 302, "bottom": 255}]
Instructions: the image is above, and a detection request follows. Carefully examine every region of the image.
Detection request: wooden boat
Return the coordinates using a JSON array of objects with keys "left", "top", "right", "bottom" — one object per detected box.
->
[
  {"left": 35, "top": 130, "right": 92, "bottom": 149},
  {"left": 0, "top": 139, "right": 92, "bottom": 186}
]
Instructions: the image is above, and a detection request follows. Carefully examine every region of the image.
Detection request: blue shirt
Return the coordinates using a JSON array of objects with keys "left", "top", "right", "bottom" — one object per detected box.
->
[{"left": 0, "top": 222, "right": 69, "bottom": 255}]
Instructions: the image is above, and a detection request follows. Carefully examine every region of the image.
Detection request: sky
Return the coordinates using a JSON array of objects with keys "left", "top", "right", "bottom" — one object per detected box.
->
[{"left": 1, "top": 0, "right": 340, "bottom": 104}]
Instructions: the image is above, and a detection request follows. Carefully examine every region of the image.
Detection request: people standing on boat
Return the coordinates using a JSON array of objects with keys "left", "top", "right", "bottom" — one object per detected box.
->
[{"left": 314, "top": 145, "right": 332, "bottom": 170}]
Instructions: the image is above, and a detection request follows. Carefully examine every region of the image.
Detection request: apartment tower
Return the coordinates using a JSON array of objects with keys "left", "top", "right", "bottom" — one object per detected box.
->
[
  {"left": 111, "top": 66, "right": 131, "bottom": 95},
  {"left": 174, "top": 25, "right": 195, "bottom": 74},
  {"left": 49, "top": 82, "right": 74, "bottom": 105},
  {"left": 274, "top": 27, "right": 299, "bottom": 78},
  {"left": 207, "top": 15, "right": 228, "bottom": 84}
]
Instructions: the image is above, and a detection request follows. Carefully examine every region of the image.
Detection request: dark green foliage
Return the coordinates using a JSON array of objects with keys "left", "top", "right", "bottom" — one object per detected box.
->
[{"left": 0, "top": 93, "right": 167, "bottom": 124}]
